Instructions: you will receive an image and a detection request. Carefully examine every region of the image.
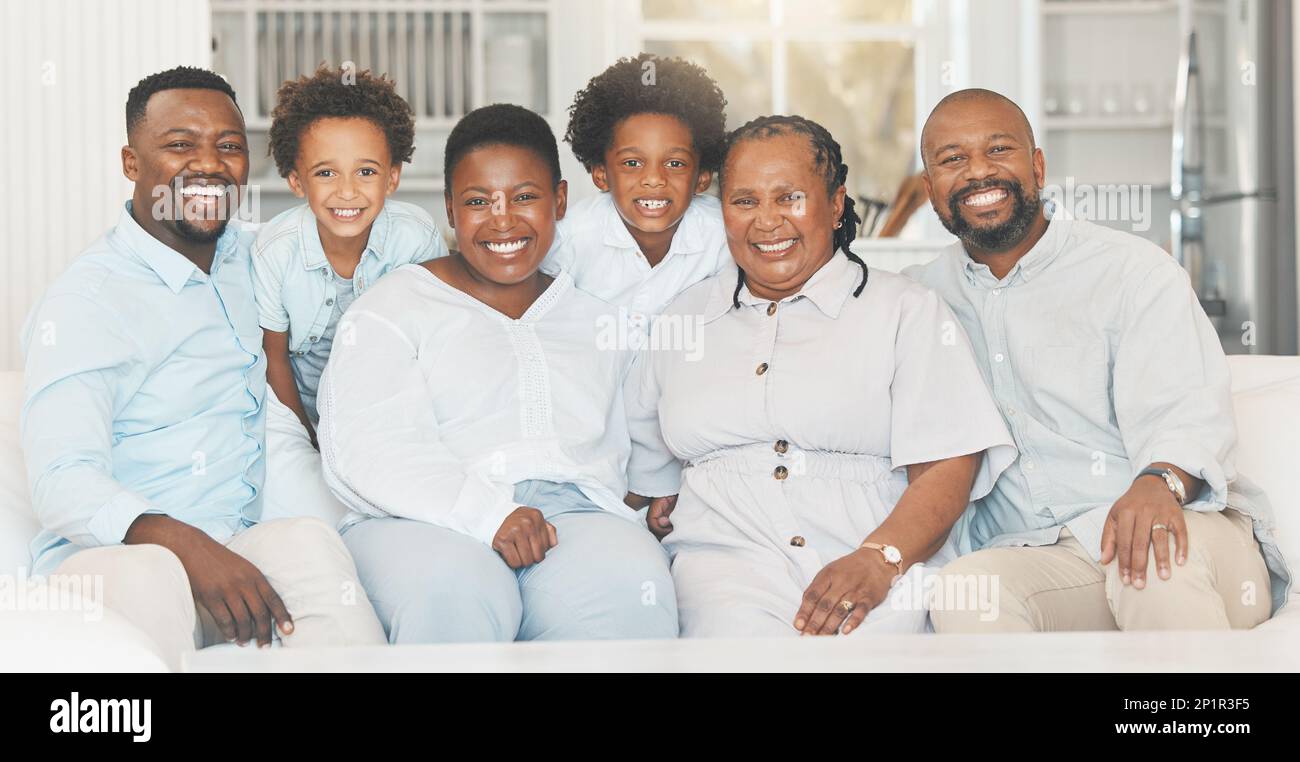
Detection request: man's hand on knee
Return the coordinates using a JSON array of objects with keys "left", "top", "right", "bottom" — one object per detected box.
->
[
  {"left": 1100, "top": 477, "right": 1189, "bottom": 589},
  {"left": 124, "top": 514, "right": 294, "bottom": 647}
]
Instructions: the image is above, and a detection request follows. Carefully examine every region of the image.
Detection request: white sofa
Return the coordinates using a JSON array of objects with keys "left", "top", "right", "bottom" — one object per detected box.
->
[{"left": 2, "top": 358, "right": 1298, "bottom": 672}]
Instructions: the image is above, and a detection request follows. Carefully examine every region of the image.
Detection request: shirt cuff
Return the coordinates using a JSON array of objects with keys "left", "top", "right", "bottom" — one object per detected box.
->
[
  {"left": 1138, "top": 440, "right": 1229, "bottom": 509},
  {"left": 628, "top": 459, "right": 683, "bottom": 499},
  {"left": 259, "top": 314, "right": 289, "bottom": 332},
  {"left": 86, "top": 490, "right": 160, "bottom": 547},
  {"left": 451, "top": 475, "right": 522, "bottom": 547}
]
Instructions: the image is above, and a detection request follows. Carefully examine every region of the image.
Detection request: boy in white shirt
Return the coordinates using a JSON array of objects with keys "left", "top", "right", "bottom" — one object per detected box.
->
[{"left": 544, "top": 53, "right": 731, "bottom": 319}]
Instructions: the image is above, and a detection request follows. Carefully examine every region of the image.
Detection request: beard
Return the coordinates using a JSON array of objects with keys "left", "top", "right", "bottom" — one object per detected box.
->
[
  {"left": 940, "top": 178, "right": 1042, "bottom": 252},
  {"left": 173, "top": 215, "right": 230, "bottom": 244}
]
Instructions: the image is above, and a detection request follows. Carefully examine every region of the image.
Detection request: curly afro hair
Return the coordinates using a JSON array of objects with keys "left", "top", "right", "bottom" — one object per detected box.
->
[
  {"left": 563, "top": 53, "right": 728, "bottom": 174},
  {"left": 268, "top": 65, "right": 415, "bottom": 178},
  {"left": 126, "top": 66, "right": 239, "bottom": 137}
]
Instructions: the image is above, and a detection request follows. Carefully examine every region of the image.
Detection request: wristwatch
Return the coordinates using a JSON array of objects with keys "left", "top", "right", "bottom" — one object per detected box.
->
[
  {"left": 1136, "top": 466, "right": 1187, "bottom": 506},
  {"left": 861, "top": 542, "right": 903, "bottom": 578}
]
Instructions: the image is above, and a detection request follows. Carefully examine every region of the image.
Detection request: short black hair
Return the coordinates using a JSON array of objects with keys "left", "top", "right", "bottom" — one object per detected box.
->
[
  {"left": 443, "top": 104, "right": 562, "bottom": 190},
  {"left": 564, "top": 53, "right": 728, "bottom": 173},
  {"left": 269, "top": 65, "right": 416, "bottom": 178},
  {"left": 125, "top": 66, "right": 239, "bottom": 137}
]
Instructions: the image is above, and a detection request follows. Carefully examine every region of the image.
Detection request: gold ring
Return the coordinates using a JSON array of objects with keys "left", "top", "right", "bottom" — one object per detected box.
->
[
  {"left": 837, "top": 600, "right": 855, "bottom": 614},
  {"left": 1151, "top": 522, "right": 1170, "bottom": 533}
]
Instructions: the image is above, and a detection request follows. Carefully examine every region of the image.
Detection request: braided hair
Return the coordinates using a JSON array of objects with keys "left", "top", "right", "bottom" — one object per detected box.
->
[{"left": 719, "top": 115, "right": 867, "bottom": 308}]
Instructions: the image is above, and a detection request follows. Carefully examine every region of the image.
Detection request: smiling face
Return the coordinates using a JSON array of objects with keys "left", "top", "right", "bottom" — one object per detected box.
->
[
  {"left": 287, "top": 117, "right": 399, "bottom": 243},
  {"left": 445, "top": 143, "right": 567, "bottom": 286},
  {"left": 123, "top": 88, "right": 249, "bottom": 250},
  {"left": 592, "top": 113, "right": 712, "bottom": 246},
  {"left": 721, "top": 132, "right": 845, "bottom": 301},
  {"left": 921, "top": 95, "right": 1046, "bottom": 254}
]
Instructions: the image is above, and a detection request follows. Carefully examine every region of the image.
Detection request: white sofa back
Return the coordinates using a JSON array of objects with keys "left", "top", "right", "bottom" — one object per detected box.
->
[{"left": 1, "top": 357, "right": 1298, "bottom": 574}]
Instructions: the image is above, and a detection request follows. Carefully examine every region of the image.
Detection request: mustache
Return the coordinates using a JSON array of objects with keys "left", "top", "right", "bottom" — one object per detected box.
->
[{"left": 949, "top": 177, "right": 1020, "bottom": 206}]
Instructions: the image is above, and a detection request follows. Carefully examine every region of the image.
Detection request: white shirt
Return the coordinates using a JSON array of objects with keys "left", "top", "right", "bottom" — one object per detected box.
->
[
  {"left": 542, "top": 192, "right": 732, "bottom": 319},
  {"left": 317, "top": 264, "right": 639, "bottom": 545}
]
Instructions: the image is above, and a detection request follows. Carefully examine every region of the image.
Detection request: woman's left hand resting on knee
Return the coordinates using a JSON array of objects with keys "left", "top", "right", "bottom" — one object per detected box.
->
[
  {"left": 493, "top": 507, "right": 559, "bottom": 569},
  {"left": 794, "top": 453, "right": 982, "bottom": 636}
]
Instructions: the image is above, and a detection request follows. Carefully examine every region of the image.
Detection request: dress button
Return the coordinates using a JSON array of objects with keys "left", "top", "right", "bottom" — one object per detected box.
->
[
  {"left": 774, "top": 465, "right": 788, "bottom": 480},
  {"left": 767, "top": 302, "right": 777, "bottom": 316},
  {"left": 790, "top": 535, "right": 805, "bottom": 547},
  {"left": 774, "top": 439, "right": 789, "bottom": 454},
  {"left": 756, "top": 362, "right": 769, "bottom": 376}
]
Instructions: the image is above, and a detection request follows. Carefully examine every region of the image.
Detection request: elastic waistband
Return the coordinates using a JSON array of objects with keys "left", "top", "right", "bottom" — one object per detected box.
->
[{"left": 685, "top": 442, "right": 893, "bottom": 483}]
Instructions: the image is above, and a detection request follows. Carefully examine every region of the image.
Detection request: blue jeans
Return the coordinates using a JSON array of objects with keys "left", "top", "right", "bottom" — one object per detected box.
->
[{"left": 342, "top": 480, "right": 679, "bottom": 643}]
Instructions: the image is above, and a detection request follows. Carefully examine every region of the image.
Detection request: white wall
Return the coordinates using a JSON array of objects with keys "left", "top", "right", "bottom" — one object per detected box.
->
[{"left": 0, "top": 0, "right": 212, "bottom": 371}]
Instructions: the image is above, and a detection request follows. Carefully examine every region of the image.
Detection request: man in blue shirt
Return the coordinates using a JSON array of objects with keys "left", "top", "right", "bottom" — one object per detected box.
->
[
  {"left": 907, "top": 88, "right": 1290, "bottom": 631},
  {"left": 21, "top": 66, "right": 383, "bottom": 668}
]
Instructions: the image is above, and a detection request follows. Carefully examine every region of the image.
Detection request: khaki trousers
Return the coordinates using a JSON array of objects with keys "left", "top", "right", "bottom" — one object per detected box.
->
[
  {"left": 54, "top": 517, "right": 386, "bottom": 670},
  {"left": 931, "top": 509, "right": 1272, "bottom": 632}
]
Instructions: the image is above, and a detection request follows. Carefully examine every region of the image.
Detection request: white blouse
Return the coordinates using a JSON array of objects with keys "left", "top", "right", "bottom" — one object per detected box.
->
[
  {"left": 627, "top": 254, "right": 1018, "bottom": 502},
  {"left": 317, "top": 264, "right": 639, "bottom": 545}
]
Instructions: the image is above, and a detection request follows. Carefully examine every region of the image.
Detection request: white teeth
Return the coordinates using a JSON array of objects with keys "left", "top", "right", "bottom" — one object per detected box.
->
[
  {"left": 484, "top": 239, "right": 528, "bottom": 254},
  {"left": 181, "top": 186, "right": 223, "bottom": 197},
  {"left": 963, "top": 189, "right": 1008, "bottom": 208},
  {"left": 636, "top": 199, "right": 669, "bottom": 210},
  {"left": 332, "top": 208, "right": 361, "bottom": 219},
  {"left": 755, "top": 239, "right": 796, "bottom": 253}
]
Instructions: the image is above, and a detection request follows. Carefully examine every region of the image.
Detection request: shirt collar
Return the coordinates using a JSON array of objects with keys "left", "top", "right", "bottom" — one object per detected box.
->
[
  {"left": 701, "top": 252, "right": 862, "bottom": 325},
  {"left": 959, "top": 213, "right": 1069, "bottom": 288},
  {"left": 298, "top": 203, "right": 392, "bottom": 271},
  {"left": 600, "top": 193, "right": 708, "bottom": 256},
  {"left": 116, "top": 201, "right": 238, "bottom": 294}
]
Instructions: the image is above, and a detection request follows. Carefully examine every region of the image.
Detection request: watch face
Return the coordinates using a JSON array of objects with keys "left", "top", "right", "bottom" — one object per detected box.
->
[{"left": 883, "top": 546, "right": 902, "bottom": 564}]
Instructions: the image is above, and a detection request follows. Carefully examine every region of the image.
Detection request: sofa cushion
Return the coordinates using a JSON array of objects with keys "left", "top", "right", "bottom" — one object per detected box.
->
[
  {"left": 0, "top": 372, "right": 36, "bottom": 572},
  {"left": 1227, "top": 355, "right": 1300, "bottom": 570}
]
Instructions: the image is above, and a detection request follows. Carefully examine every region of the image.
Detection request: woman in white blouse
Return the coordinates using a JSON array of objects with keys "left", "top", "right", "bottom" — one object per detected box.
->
[
  {"left": 318, "top": 104, "right": 677, "bottom": 643},
  {"left": 628, "top": 115, "right": 1017, "bottom": 636}
]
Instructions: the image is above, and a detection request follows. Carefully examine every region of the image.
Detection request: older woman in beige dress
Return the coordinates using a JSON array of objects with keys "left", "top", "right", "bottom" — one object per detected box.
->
[{"left": 627, "top": 115, "right": 1017, "bottom": 637}]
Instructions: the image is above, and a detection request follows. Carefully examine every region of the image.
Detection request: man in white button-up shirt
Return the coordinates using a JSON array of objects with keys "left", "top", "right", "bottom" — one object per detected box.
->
[{"left": 906, "top": 89, "right": 1289, "bottom": 631}]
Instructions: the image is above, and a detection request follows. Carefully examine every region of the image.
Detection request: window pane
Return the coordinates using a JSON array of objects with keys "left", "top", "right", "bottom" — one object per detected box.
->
[
  {"left": 783, "top": 0, "right": 911, "bottom": 24},
  {"left": 787, "top": 41, "right": 915, "bottom": 223},
  {"left": 483, "top": 13, "right": 548, "bottom": 113},
  {"left": 642, "top": 0, "right": 769, "bottom": 22},
  {"left": 643, "top": 40, "right": 774, "bottom": 129}
]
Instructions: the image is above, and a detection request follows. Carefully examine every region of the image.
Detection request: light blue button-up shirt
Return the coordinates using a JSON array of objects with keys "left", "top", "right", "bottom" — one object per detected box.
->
[
  {"left": 906, "top": 217, "right": 1292, "bottom": 614},
  {"left": 251, "top": 200, "right": 445, "bottom": 419},
  {"left": 22, "top": 202, "right": 266, "bottom": 575}
]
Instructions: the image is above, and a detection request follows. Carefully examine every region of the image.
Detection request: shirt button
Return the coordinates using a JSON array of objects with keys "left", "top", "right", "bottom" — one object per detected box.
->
[
  {"left": 756, "top": 362, "right": 769, "bottom": 376},
  {"left": 1024, "top": 460, "right": 1036, "bottom": 470},
  {"left": 767, "top": 302, "right": 777, "bottom": 316},
  {"left": 774, "top": 439, "right": 789, "bottom": 454},
  {"left": 992, "top": 289, "right": 1001, "bottom": 297},
  {"left": 774, "top": 465, "right": 788, "bottom": 480},
  {"left": 994, "top": 353, "right": 1005, "bottom": 363},
  {"left": 310, "top": 336, "right": 319, "bottom": 342},
  {"left": 325, "top": 298, "right": 334, "bottom": 306},
  {"left": 1006, "top": 407, "right": 1016, "bottom": 416},
  {"left": 790, "top": 535, "right": 805, "bottom": 547}
]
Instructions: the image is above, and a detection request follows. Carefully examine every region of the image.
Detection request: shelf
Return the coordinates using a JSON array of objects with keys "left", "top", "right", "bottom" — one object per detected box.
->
[
  {"left": 1044, "top": 115, "right": 1173, "bottom": 130},
  {"left": 1041, "top": 0, "right": 1177, "bottom": 16}
]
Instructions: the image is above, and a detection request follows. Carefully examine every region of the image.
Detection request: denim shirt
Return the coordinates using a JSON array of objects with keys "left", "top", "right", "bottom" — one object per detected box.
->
[
  {"left": 252, "top": 200, "right": 447, "bottom": 356},
  {"left": 22, "top": 202, "right": 265, "bottom": 575},
  {"left": 906, "top": 217, "right": 1292, "bottom": 615}
]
